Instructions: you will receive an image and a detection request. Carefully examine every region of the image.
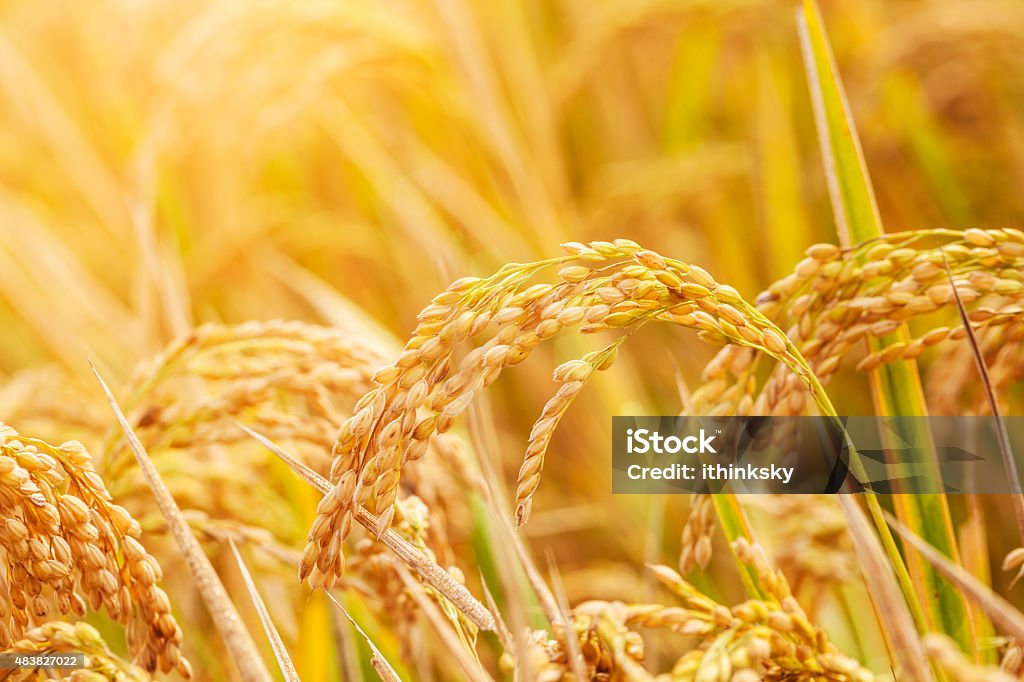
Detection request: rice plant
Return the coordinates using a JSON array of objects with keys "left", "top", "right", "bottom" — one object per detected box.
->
[{"left": 1, "top": 0, "right": 1024, "bottom": 680}]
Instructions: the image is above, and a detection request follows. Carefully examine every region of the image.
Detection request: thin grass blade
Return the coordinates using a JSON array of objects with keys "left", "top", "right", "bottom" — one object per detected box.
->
[
  {"left": 544, "top": 551, "right": 586, "bottom": 681},
  {"left": 477, "top": 571, "right": 515, "bottom": 655},
  {"left": 91, "top": 364, "right": 273, "bottom": 682},
  {"left": 323, "top": 592, "right": 403, "bottom": 682},
  {"left": 943, "top": 253, "right": 1024, "bottom": 540},
  {"left": 236, "top": 422, "right": 496, "bottom": 632},
  {"left": 228, "top": 540, "right": 300, "bottom": 682},
  {"left": 509, "top": 531, "right": 563, "bottom": 630},
  {"left": 839, "top": 496, "right": 934, "bottom": 682}
]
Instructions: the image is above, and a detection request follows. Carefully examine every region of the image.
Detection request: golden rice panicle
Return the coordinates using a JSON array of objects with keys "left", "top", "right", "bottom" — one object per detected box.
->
[
  {"left": 108, "top": 320, "right": 389, "bottom": 480},
  {"left": 694, "top": 228, "right": 1024, "bottom": 420},
  {"left": 512, "top": 243, "right": 837, "bottom": 527},
  {"left": 683, "top": 229, "right": 1024, "bottom": 570},
  {"left": 646, "top": 553, "right": 873, "bottom": 681},
  {"left": 102, "top": 320, "right": 460, "bottom": 587},
  {"left": 515, "top": 339, "right": 621, "bottom": 527},
  {"left": 0, "top": 424, "right": 188, "bottom": 677},
  {"left": 744, "top": 496, "right": 855, "bottom": 598},
  {"left": 303, "top": 244, "right": 635, "bottom": 583},
  {"left": 303, "top": 240, "right": 828, "bottom": 583},
  {"left": 519, "top": 605, "right": 647, "bottom": 680},
  {"left": 678, "top": 494, "right": 715, "bottom": 573},
  {"left": 106, "top": 320, "right": 429, "bottom": 569},
  {"left": 114, "top": 319, "right": 466, "bottom": 583},
  {"left": 5, "top": 621, "right": 152, "bottom": 681}
]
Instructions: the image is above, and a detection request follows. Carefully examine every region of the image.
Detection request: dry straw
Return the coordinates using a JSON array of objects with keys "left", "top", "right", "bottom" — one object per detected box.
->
[{"left": 93, "top": 364, "right": 270, "bottom": 682}]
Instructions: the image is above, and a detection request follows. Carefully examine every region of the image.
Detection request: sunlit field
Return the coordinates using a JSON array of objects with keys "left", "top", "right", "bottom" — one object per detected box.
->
[{"left": 2, "top": 0, "right": 1024, "bottom": 680}]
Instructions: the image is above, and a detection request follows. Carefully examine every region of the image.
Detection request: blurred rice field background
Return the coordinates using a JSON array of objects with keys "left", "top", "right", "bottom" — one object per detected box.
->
[{"left": 2, "top": 0, "right": 1024, "bottom": 680}]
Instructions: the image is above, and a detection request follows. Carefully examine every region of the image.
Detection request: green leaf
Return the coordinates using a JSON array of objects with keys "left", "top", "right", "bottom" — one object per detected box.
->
[
  {"left": 797, "top": 0, "right": 882, "bottom": 245},
  {"left": 797, "top": 0, "right": 978, "bottom": 658}
]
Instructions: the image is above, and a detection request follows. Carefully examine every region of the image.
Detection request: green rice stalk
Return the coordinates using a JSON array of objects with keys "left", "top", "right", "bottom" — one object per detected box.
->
[{"left": 797, "top": 0, "right": 976, "bottom": 656}]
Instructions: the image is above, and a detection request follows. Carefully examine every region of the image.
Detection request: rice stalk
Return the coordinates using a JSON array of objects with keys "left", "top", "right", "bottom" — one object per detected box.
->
[
  {"left": 237, "top": 423, "right": 495, "bottom": 633},
  {"left": 228, "top": 539, "right": 300, "bottom": 682},
  {"left": 92, "top": 364, "right": 270, "bottom": 682}
]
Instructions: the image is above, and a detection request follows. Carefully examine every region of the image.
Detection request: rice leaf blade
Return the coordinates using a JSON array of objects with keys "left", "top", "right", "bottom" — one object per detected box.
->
[
  {"left": 228, "top": 540, "right": 301, "bottom": 682},
  {"left": 91, "top": 364, "right": 274, "bottom": 682},
  {"left": 887, "top": 512, "right": 1024, "bottom": 643},
  {"left": 797, "top": 0, "right": 974, "bottom": 654},
  {"left": 324, "top": 592, "right": 403, "bottom": 682}
]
